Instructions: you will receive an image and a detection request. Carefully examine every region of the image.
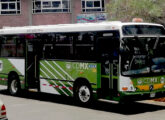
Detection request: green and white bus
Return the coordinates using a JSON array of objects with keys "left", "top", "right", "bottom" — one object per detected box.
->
[{"left": 0, "top": 21, "right": 165, "bottom": 104}]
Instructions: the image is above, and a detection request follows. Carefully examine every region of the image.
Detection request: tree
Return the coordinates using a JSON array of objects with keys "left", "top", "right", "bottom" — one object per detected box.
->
[{"left": 106, "top": 0, "right": 165, "bottom": 24}]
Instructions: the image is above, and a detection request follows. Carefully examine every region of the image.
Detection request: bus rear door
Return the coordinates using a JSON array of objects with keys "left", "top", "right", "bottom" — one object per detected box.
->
[{"left": 25, "top": 39, "right": 41, "bottom": 90}]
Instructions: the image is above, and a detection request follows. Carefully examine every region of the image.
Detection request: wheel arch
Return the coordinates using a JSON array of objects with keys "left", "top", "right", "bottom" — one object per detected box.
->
[
  {"left": 8, "top": 71, "right": 20, "bottom": 84},
  {"left": 73, "top": 77, "right": 92, "bottom": 93}
]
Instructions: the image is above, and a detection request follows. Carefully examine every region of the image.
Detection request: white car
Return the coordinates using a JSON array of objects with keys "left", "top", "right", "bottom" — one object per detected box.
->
[{"left": 0, "top": 100, "right": 8, "bottom": 120}]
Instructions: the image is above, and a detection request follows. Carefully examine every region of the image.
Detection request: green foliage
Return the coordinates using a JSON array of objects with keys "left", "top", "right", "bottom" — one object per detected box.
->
[{"left": 106, "top": 0, "right": 165, "bottom": 23}]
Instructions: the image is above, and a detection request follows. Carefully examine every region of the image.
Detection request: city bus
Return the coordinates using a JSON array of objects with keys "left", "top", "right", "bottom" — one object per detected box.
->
[{"left": 0, "top": 21, "right": 165, "bottom": 104}]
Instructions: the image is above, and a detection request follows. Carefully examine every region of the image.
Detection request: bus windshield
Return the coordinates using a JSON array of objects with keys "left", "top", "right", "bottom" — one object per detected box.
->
[
  {"left": 121, "top": 36, "right": 165, "bottom": 76},
  {"left": 122, "top": 25, "right": 165, "bottom": 36}
]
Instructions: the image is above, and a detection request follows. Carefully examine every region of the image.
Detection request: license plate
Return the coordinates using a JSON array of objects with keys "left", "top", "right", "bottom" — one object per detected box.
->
[{"left": 150, "top": 93, "right": 156, "bottom": 98}]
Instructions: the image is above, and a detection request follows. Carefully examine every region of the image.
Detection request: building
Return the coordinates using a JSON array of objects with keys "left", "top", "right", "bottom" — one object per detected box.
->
[{"left": 0, "top": 0, "right": 110, "bottom": 28}]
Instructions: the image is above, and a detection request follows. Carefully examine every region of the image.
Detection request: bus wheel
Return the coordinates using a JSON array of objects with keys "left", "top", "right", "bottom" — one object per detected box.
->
[
  {"left": 74, "top": 83, "right": 93, "bottom": 104},
  {"left": 8, "top": 77, "right": 21, "bottom": 95}
]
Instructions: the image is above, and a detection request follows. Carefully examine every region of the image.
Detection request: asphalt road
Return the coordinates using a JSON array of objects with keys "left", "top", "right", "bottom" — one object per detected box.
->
[{"left": 1, "top": 85, "right": 165, "bottom": 120}]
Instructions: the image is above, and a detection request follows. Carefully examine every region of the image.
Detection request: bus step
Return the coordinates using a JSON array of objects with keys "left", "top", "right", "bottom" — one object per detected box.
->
[
  {"left": 28, "top": 89, "right": 38, "bottom": 92},
  {"left": 98, "top": 99, "right": 119, "bottom": 104}
]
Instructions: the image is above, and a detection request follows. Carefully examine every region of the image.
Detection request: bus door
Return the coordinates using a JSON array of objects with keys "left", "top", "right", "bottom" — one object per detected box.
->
[
  {"left": 101, "top": 60, "right": 119, "bottom": 94},
  {"left": 97, "top": 35, "right": 119, "bottom": 97},
  {"left": 25, "top": 39, "right": 41, "bottom": 89}
]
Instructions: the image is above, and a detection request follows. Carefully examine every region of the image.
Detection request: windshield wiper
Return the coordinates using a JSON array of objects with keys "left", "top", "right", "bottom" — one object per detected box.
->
[{"left": 153, "top": 36, "right": 160, "bottom": 50}]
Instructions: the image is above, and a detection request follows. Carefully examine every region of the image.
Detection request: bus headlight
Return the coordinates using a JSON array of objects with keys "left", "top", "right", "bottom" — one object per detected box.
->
[
  {"left": 161, "top": 77, "right": 165, "bottom": 84},
  {"left": 137, "top": 80, "right": 142, "bottom": 85}
]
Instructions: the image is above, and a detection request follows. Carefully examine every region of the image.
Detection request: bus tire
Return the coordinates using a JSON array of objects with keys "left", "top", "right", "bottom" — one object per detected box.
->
[
  {"left": 8, "top": 76, "right": 21, "bottom": 96},
  {"left": 74, "top": 82, "right": 93, "bottom": 104}
]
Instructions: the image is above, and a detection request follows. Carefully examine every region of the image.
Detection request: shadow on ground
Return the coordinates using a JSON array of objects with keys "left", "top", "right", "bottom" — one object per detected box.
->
[{"left": 0, "top": 89, "right": 165, "bottom": 115}]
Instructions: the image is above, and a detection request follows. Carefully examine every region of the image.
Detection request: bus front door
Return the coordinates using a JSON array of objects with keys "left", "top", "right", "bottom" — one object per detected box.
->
[
  {"left": 97, "top": 35, "right": 119, "bottom": 98},
  {"left": 25, "top": 40, "right": 40, "bottom": 90},
  {"left": 101, "top": 60, "right": 118, "bottom": 98}
]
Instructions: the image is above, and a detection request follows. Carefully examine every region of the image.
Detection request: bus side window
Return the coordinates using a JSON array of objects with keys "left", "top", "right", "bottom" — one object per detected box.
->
[
  {"left": 0, "top": 36, "right": 17, "bottom": 57},
  {"left": 75, "top": 32, "right": 96, "bottom": 60},
  {"left": 54, "top": 33, "right": 74, "bottom": 59},
  {"left": 37, "top": 33, "right": 54, "bottom": 59},
  {"left": 43, "top": 44, "right": 53, "bottom": 59},
  {"left": 17, "top": 43, "right": 24, "bottom": 57},
  {"left": 96, "top": 31, "right": 120, "bottom": 60},
  {"left": 0, "top": 35, "right": 25, "bottom": 58}
]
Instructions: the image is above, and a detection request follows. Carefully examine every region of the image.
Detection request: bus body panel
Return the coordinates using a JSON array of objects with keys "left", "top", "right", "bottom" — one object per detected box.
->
[
  {"left": 0, "top": 58, "right": 25, "bottom": 89},
  {"left": 39, "top": 60, "right": 99, "bottom": 96},
  {"left": 120, "top": 75, "right": 165, "bottom": 92}
]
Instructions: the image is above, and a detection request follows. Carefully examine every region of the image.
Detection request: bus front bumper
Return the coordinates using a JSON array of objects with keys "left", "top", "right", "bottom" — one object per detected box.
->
[{"left": 121, "top": 91, "right": 165, "bottom": 101}]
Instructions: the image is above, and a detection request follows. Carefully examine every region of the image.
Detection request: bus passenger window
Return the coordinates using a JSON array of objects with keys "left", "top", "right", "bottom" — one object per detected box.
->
[
  {"left": 0, "top": 36, "right": 17, "bottom": 57},
  {"left": 54, "top": 33, "right": 74, "bottom": 59},
  {"left": 96, "top": 32, "right": 120, "bottom": 60},
  {"left": 17, "top": 44, "right": 24, "bottom": 57},
  {"left": 43, "top": 44, "right": 53, "bottom": 59},
  {"left": 0, "top": 35, "right": 25, "bottom": 58},
  {"left": 1, "top": 45, "right": 16, "bottom": 57},
  {"left": 75, "top": 32, "right": 96, "bottom": 60}
]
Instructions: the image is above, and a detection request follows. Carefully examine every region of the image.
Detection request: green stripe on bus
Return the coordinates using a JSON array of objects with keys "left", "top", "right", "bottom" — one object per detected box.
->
[
  {"left": 52, "top": 80, "right": 73, "bottom": 96},
  {"left": 41, "top": 66, "right": 57, "bottom": 80},
  {"left": 48, "top": 79, "right": 66, "bottom": 95},
  {"left": 112, "top": 76, "right": 118, "bottom": 79},
  {"left": 42, "top": 61, "right": 63, "bottom": 80},
  {"left": 101, "top": 75, "right": 110, "bottom": 78}
]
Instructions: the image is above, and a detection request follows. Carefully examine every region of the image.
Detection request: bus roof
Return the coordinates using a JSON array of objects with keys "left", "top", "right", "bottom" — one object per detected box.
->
[{"left": 0, "top": 21, "right": 163, "bottom": 35}]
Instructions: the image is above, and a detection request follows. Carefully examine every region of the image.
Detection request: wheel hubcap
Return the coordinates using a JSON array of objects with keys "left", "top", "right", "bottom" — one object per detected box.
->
[
  {"left": 79, "top": 86, "right": 90, "bottom": 103},
  {"left": 11, "top": 80, "right": 18, "bottom": 94}
]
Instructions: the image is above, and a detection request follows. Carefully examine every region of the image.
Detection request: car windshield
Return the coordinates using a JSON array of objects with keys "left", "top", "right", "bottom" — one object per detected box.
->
[
  {"left": 122, "top": 25, "right": 165, "bottom": 36},
  {"left": 121, "top": 36, "right": 165, "bottom": 76}
]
